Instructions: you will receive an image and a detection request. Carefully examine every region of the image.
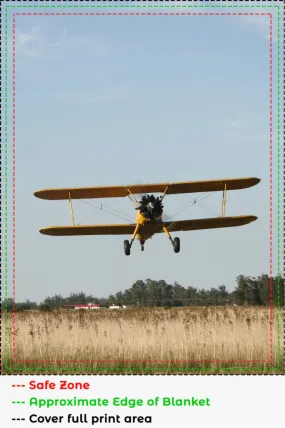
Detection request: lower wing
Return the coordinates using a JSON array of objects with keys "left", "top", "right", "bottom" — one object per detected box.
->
[
  {"left": 39, "top": 216, "right": 257, "bottom": 236},
  {"left": 40, "top": 224, "right": 136, "bottom": 236},
  {"left": 158, "top": 216, "right": 257, "bottom": 233}
]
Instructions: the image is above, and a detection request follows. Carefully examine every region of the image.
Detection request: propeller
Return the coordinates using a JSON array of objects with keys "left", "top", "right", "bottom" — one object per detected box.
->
[
  {"left": 132, "top": 178, "right": 172, "bottom": 221},
  {"left": 131, "top": 179, "right": 216, "bottom": 222}
]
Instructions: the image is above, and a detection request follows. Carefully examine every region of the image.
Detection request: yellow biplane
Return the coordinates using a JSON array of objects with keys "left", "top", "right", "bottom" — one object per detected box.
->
[{"left": 34, "top": 177, "right": 260, "bottom": 256}]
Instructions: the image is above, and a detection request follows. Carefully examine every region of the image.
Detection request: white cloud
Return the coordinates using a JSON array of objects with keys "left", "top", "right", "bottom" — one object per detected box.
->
[
  {"left": 16, "top": 26, "right": 41, "bottom": 48},
  {"left": 221, "top": 119, "right": 269, "bottom": 144},
  {"left": 222, "top": 120, "right": 244, "bottom": 140},
  {"left": 55, "top": 93, "right": 117, "bottom": 105},
  {"left": 15, "top": 26, "right": 48, "bottom": 60},
  {"left": 170, "top": 1, "right": 281, "bottom": 44},
  {"left": 229, "top": 120, "right": 241, "bottom": 129},
  {"left": 14, "top": 27, "right": 109, "bottom": 61},
  {"left": 49, "top": 30, "right": 109, "bottom": 57},
  {"left": 232, "top": 8, "right": 282, "bottom": 44},
  {"left": 55, "top": 85, "right": 139, "bottom": 105},
  {"left": 18, "top": 32, "right": 33, "bottom": 47},
  {"left": 55, "top": 85, "right": 185, "bottom": 105},
  {"left": 17, "top": 26, "right": 41, "bottom": 47},
  {"left": 238, "top": 15, "right": 273, "bottom": 42}
]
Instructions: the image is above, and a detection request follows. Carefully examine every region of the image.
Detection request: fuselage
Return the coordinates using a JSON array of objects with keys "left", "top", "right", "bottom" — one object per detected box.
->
[
  {"left": 136, "top": 210, "right": 163, "bottom": 243},
  {"left": 135, "top": 194, "right": 164, "bottom": 243}
]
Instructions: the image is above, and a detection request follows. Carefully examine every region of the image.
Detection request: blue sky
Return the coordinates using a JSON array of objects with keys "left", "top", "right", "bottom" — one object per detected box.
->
[{"left": 5, "top": 2, "right": 282, "bottom": 302}]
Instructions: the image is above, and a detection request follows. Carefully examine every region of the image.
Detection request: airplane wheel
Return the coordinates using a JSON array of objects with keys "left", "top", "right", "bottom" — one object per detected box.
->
[
  {"left": 173, "top": 237, "right": 180, "bottom": 253},
  {"left": 124, "top": 240, "right": 131, "bottom": 256},
  {"left": 141, "top": 246, "right": 144, "bottom": 251}
]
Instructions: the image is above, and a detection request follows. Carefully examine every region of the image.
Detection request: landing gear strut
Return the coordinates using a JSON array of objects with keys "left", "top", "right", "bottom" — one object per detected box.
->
[
  {"left": 124, "top": 223, "right": 141, "bottom": 256},
  {"left": 162, "top": 226, "right": 180, "bottom": 253}
]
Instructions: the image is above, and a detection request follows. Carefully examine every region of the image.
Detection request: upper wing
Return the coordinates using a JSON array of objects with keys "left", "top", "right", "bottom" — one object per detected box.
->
[
  {"left": 40, "top": 224, "right": 136, "bottom": 236},
  {"left": 34, "top": 177, "right": 260, "bottom": 200},
  {"left": 35, "top": 185, "right": 127, "bottom": 200},
  {"left": 156, "top": 216, "right": 257, "bottom": 233}
]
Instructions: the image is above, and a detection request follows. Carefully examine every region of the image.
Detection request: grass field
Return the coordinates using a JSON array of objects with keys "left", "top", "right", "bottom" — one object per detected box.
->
[{"left": 2, "top": 306, "right": 283, "bottom": 374}]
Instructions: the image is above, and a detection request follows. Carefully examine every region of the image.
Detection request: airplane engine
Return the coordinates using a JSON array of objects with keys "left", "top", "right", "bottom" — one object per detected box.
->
[{"left": 139, "top": 195, "right": 164, "bottom": 220}]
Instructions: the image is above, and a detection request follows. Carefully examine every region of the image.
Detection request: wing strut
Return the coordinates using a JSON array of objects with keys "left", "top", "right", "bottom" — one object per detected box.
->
[
  {"left": 161, "top": 186, "right": 169, "bottom": 201},
  {"left": 69, "top": 193, "right": 75, "bottom": 226},
  {"left": 221, "top": 183, "right": 227, "bottom": 217},
  {"left": 126, "top": 188, "right": 140, "bottom": 208}
]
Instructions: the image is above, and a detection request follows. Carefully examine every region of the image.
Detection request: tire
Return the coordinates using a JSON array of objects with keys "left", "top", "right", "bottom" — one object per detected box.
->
[
  {"left": 173, "top": 237, "right": 180, "bottom": 253},
  {"left": 124, "top": 240, "right": 131, "bottom": 256}
]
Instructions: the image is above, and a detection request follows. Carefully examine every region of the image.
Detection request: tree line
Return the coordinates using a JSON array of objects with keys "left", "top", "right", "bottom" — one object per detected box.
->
[{"left": 1, "top": 274, "right": 283, "bottom": 311}]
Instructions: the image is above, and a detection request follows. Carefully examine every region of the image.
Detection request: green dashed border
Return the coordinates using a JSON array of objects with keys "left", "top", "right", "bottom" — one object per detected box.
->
[
  {"left": 2, "top": 2, "right": 285, "bottom": 10},
  {"left": 3, "top": 1, "right": 283, "bottom": 374}
]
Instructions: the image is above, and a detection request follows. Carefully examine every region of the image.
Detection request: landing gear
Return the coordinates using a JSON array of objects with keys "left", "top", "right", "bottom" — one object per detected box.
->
[
  {"left": 124, "top": 223, "right": 141, "bottom": 256},
  {"left": 162, "top": 226, "right": 180, "bottom": 254},
  {"left": 173, "top": 237, "right": 180, "bottom": 253},
  {"left": 124, "top": 239, "right": 144, "bottom": 255},
  {"left": 124, "top": 240, "right": 131, "bottom": 256}
]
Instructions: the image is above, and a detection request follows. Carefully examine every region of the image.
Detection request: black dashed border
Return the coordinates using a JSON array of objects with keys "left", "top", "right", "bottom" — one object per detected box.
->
[{"left": 0, "top": 0, "right": 284, "bottom": 376}]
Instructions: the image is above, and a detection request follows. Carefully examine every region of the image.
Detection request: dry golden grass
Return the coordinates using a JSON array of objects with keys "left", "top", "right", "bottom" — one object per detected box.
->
[{"left": 2, "top": 306, "right": 283, "bottom": 374}]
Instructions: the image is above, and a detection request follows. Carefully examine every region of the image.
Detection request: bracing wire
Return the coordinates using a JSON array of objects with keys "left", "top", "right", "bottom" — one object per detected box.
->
[
  {"left": 76, "top": 192, "right": 215, "bottom": 226},
  {"left": 165, "top": 192, "right": 214, "bottom": 221},
  {"left": 77, "top": 199, "right": 134, "bottom": 225},
  {"left": 197, "top": 200, "right": 220, "bottom": 218}
]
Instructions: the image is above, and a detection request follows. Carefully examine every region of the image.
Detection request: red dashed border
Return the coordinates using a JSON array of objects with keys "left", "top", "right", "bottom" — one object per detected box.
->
[{"left": 11, "top": 11, "right": 273, "bottom": 365}]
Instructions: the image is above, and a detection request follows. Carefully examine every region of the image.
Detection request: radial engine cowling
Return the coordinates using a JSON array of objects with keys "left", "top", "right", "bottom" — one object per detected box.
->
[{"left": 139, "top": 195, "right": 164, "bottom": 220}]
